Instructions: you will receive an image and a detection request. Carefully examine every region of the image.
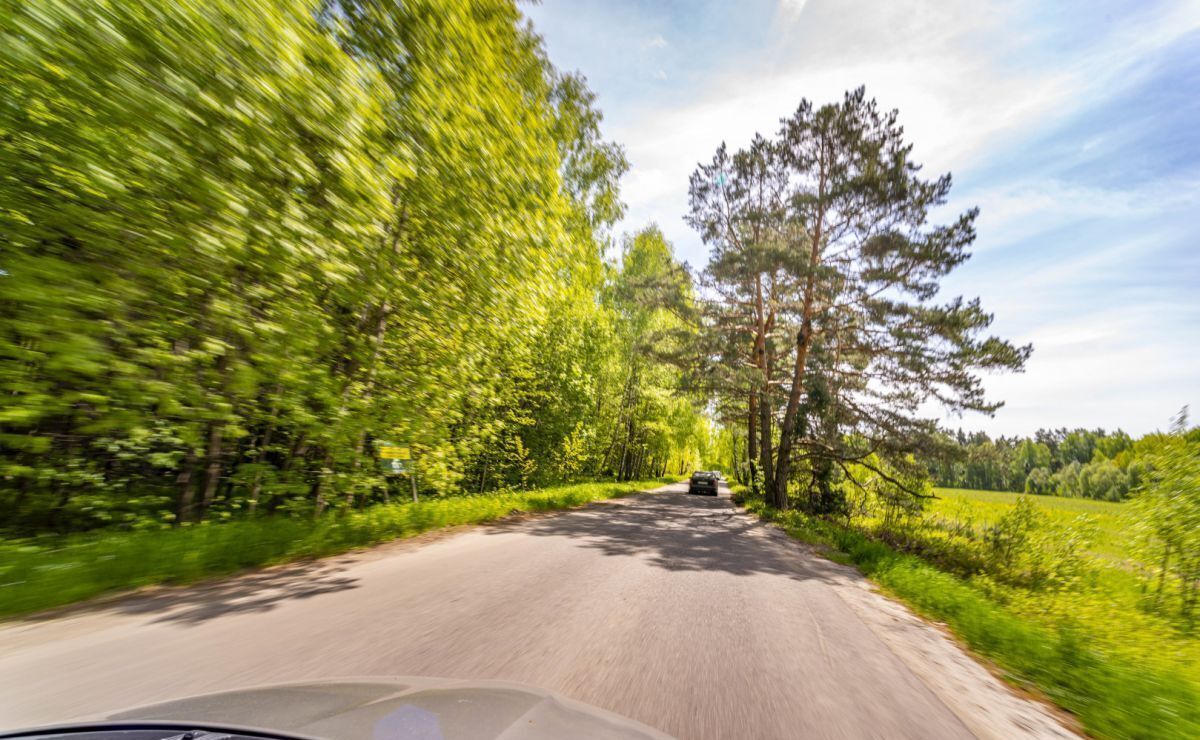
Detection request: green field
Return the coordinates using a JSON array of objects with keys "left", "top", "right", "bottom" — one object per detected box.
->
[
  {"left": 926, "top": 486, "right": 1200, "bottom": 729},
  {"left": 931, "top": 487, "right": 1130, "bottom": 560},
  {"left": 926, "top": 486, "right": 1200, "bottom": 671},
  {"left": 934, "top": 487, "right": 1127, "bottom": 516},
  {"left": 927, "top": 488, "right": 1197, "bottom": 683}
]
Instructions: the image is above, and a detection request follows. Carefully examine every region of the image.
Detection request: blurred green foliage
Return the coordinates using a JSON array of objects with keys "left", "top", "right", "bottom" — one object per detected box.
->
[{"left": 0, "top": 0, "right": 709, "bottom": 533}]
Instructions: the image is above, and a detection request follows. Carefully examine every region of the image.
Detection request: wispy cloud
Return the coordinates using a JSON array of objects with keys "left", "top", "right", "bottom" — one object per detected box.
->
[
  {"left": 643, "top": 34, "right": 669, "bottom": 50},
  {"left": 778, "top": 0, "right": 809, "bottom": 19},
  {"left": 964, "top": 175, "right": 1200, "bottom": 254},
  {"left": 525, "top": 0, "right": 1200, "bottom": 435}
]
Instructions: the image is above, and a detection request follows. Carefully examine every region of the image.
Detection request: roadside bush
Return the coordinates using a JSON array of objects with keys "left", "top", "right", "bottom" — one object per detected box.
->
[
  {"left": 981, "top": 496, "right": 1093, "bottom": 589},
  {"left": 1129, "top": 432, "right": 1200, "bottom": 622}
]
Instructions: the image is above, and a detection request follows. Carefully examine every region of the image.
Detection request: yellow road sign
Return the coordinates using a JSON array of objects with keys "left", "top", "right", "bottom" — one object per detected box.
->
[{"left": 379, "top": 445, "right": 411, "bottom": 461}]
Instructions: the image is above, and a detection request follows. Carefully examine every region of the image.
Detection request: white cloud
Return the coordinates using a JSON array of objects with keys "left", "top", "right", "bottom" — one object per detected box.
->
[
  {"left": 968, "top": 175, "right": 1200, "bottom": 254},
  {"left": 955, "top": 306, "right": 1200, "bottom": 436},
  {"left": 611, "top": 0, "right": 1200, "bottom": 263},
  {"left": 778, "top": 0, "right": 809, "bottom": 19},
  {"left": 610, "top": 6, "right": 1059, "bottom": 264},
  {"left": 621, "top": 168, "right": 673, "bottom": 209},
  {"left": 643, "top": 34, "right": 669, "bottom": 50},
  {"left": 527, "top": 0, "right": 1200, "bottom": 436}
]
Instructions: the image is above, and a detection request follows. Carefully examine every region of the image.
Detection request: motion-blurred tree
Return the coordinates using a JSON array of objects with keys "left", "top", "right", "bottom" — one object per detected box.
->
[
  {"left": 0, "top": 0, "right": 700, "bottom": 533},
  {"left": 1130, "top": 412, "right": 1200, "bottom": 621}
]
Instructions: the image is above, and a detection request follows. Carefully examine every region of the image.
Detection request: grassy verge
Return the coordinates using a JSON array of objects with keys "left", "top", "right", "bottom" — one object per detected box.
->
[
  {"left": 0, "top": 477, "right": 679, "bottom": 620},
  {"left": 738, "top": 491, "right": 1200, "bottom": 740},
  {"left": 932, "top": 487, "right": 1129, "bottom": 561}
]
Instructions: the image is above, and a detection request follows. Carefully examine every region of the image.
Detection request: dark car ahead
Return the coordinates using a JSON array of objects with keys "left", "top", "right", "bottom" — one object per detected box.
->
[{"left": 688, "top": 471, "right": 718, "bottom": 496}]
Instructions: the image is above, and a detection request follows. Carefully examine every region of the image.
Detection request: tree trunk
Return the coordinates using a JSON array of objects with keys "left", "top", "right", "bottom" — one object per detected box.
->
[
  {"left": 347, "top": 429, "right": 368, "bottom": 508},
  {"left": 248, "top": 423, "right": 273, "bottom": 516},
  {"left": 771, "top": 194, "right": 826, "bottom": 507},
  {"left": 46, "top": 481, "right": 71, "bottom": 531},
  {"left": 199, "top": 422, "right": 224, "bottom": 518},
  {"left": 12, "top": 475, "right": 30, "bottom": 516},
  {"left": 747, "top": 393, "right": 758, "bottom": 489},
  {"left": 753, "top": 277, "right": 775, "bottom": 502},
  {"left": 730, "top": 430, "right": 740, "bottom": 483},
  {"left": 248, "top": 475, "right": 263, "bottom": 516},
  {"left": 618, "top": 414, "right": 635, "bottom": 481},
  {"left": 283, "top": 432, "right": 307, "bottom": 472},
  {"left": 314, "top": 452, "right": 333, "bottom": 517},
  {"left": 596, "top": 432, "right": 619, "bottom": 478},
  {"left": 176, "top": 448, "right": 197, "bottom": 524},
  {"left": 759, "top": 389, "right": 774, "bottom": 503}
]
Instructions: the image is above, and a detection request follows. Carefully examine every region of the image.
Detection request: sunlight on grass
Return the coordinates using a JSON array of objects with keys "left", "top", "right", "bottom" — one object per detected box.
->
[
  {"left": 740, "top": 487, "right": 1200, "bottom": 740},
  {"left": 932, "top": 487, "right": 1129, "bottom": 561},
  {"left": 0, "top": 478, "right": 679, "bottom": 620}
]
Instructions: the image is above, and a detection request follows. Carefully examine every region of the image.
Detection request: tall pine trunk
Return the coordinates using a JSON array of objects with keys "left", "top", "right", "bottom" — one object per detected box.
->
[
  {"left": 747, "top": 393, "right": 758, "bottom": 490},
  {"left": 753, "top": 278, "right": 775, "bottom": 499},
  {"left": 771, "top": 194, "right": 825, "bottom": 508}
]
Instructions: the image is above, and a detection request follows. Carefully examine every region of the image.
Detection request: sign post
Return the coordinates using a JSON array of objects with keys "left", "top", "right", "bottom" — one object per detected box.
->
[{"left": 378, "top": 442, "right": 417, "bottom": 503}]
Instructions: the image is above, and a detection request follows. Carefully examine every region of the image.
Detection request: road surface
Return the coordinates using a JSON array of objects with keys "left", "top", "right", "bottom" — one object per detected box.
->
[{"left": 0, "top": 482, "right": 1074, "bottom": 739}]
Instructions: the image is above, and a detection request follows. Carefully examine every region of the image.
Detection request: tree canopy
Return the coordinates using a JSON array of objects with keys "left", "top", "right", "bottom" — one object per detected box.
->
[
  {"left": 0, "top": 0, "right": 706, "bottom": 533},
  {"left": 689, "top": 88, "right": 1029, "bottom": 511}
]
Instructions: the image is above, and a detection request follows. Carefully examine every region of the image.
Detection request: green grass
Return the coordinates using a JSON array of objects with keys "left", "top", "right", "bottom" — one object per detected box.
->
[
  {"left": 932, "top": 487, "right": 1129, "bottom": 561},
  {"left": 927, "top": 487, "right": 1200, "bottom": 693},
  {"left": 738, "top": 489, "right": 1200, "bottom": 740},
  {"left": 934, "top": 487, "right": 1127, "bottom": 515},
  {"left": 0, "top": 477, "right": 679, "bottom": 620}
]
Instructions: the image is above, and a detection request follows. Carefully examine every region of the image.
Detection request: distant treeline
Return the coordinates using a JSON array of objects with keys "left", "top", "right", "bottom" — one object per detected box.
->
[{"left": 925, "top": 424, "right": 1200, "bottom": 500}]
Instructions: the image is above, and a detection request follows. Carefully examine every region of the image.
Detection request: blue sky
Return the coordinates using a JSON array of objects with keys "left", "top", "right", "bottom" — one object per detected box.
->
[{"left": 524, "top": 0, "right": 1200, "bottom": 437}]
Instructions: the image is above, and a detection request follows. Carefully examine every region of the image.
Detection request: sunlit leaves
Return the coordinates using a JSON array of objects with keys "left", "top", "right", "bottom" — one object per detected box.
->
[{"left": 0, "top": 0, "right": 679, "bottom": 531}]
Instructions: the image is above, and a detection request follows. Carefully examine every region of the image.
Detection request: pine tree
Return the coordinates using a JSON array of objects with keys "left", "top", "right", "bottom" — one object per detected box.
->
[{"left": 689, "top": 88, "right": 1030, "bottom": 509}]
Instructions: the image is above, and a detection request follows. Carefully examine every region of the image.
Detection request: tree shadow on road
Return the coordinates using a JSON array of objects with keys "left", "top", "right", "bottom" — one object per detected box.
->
[
  {"left": 35, "top": 491, "right": 841, "bottom": 626},
  {"left": 83, "top": 559, "right": 362, "bottom": 626},
  {"left": 484, "top": 491, "right": 849, "bottom": 584}
]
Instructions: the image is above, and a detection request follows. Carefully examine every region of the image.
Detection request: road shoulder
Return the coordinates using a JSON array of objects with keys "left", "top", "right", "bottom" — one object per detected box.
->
[{"left": 741, "top": 509, "right": 1080, "bottom": 739}]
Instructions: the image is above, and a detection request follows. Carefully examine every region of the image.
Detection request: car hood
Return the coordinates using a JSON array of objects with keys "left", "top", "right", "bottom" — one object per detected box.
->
[{"left": 99, "top": 677, "right": 674, "bottom": 740}]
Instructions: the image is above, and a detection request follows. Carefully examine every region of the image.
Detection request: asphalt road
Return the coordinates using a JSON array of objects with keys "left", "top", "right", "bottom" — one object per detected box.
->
[{"left": 0, "top": 482, "right": 1075, "bottom": 739}]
